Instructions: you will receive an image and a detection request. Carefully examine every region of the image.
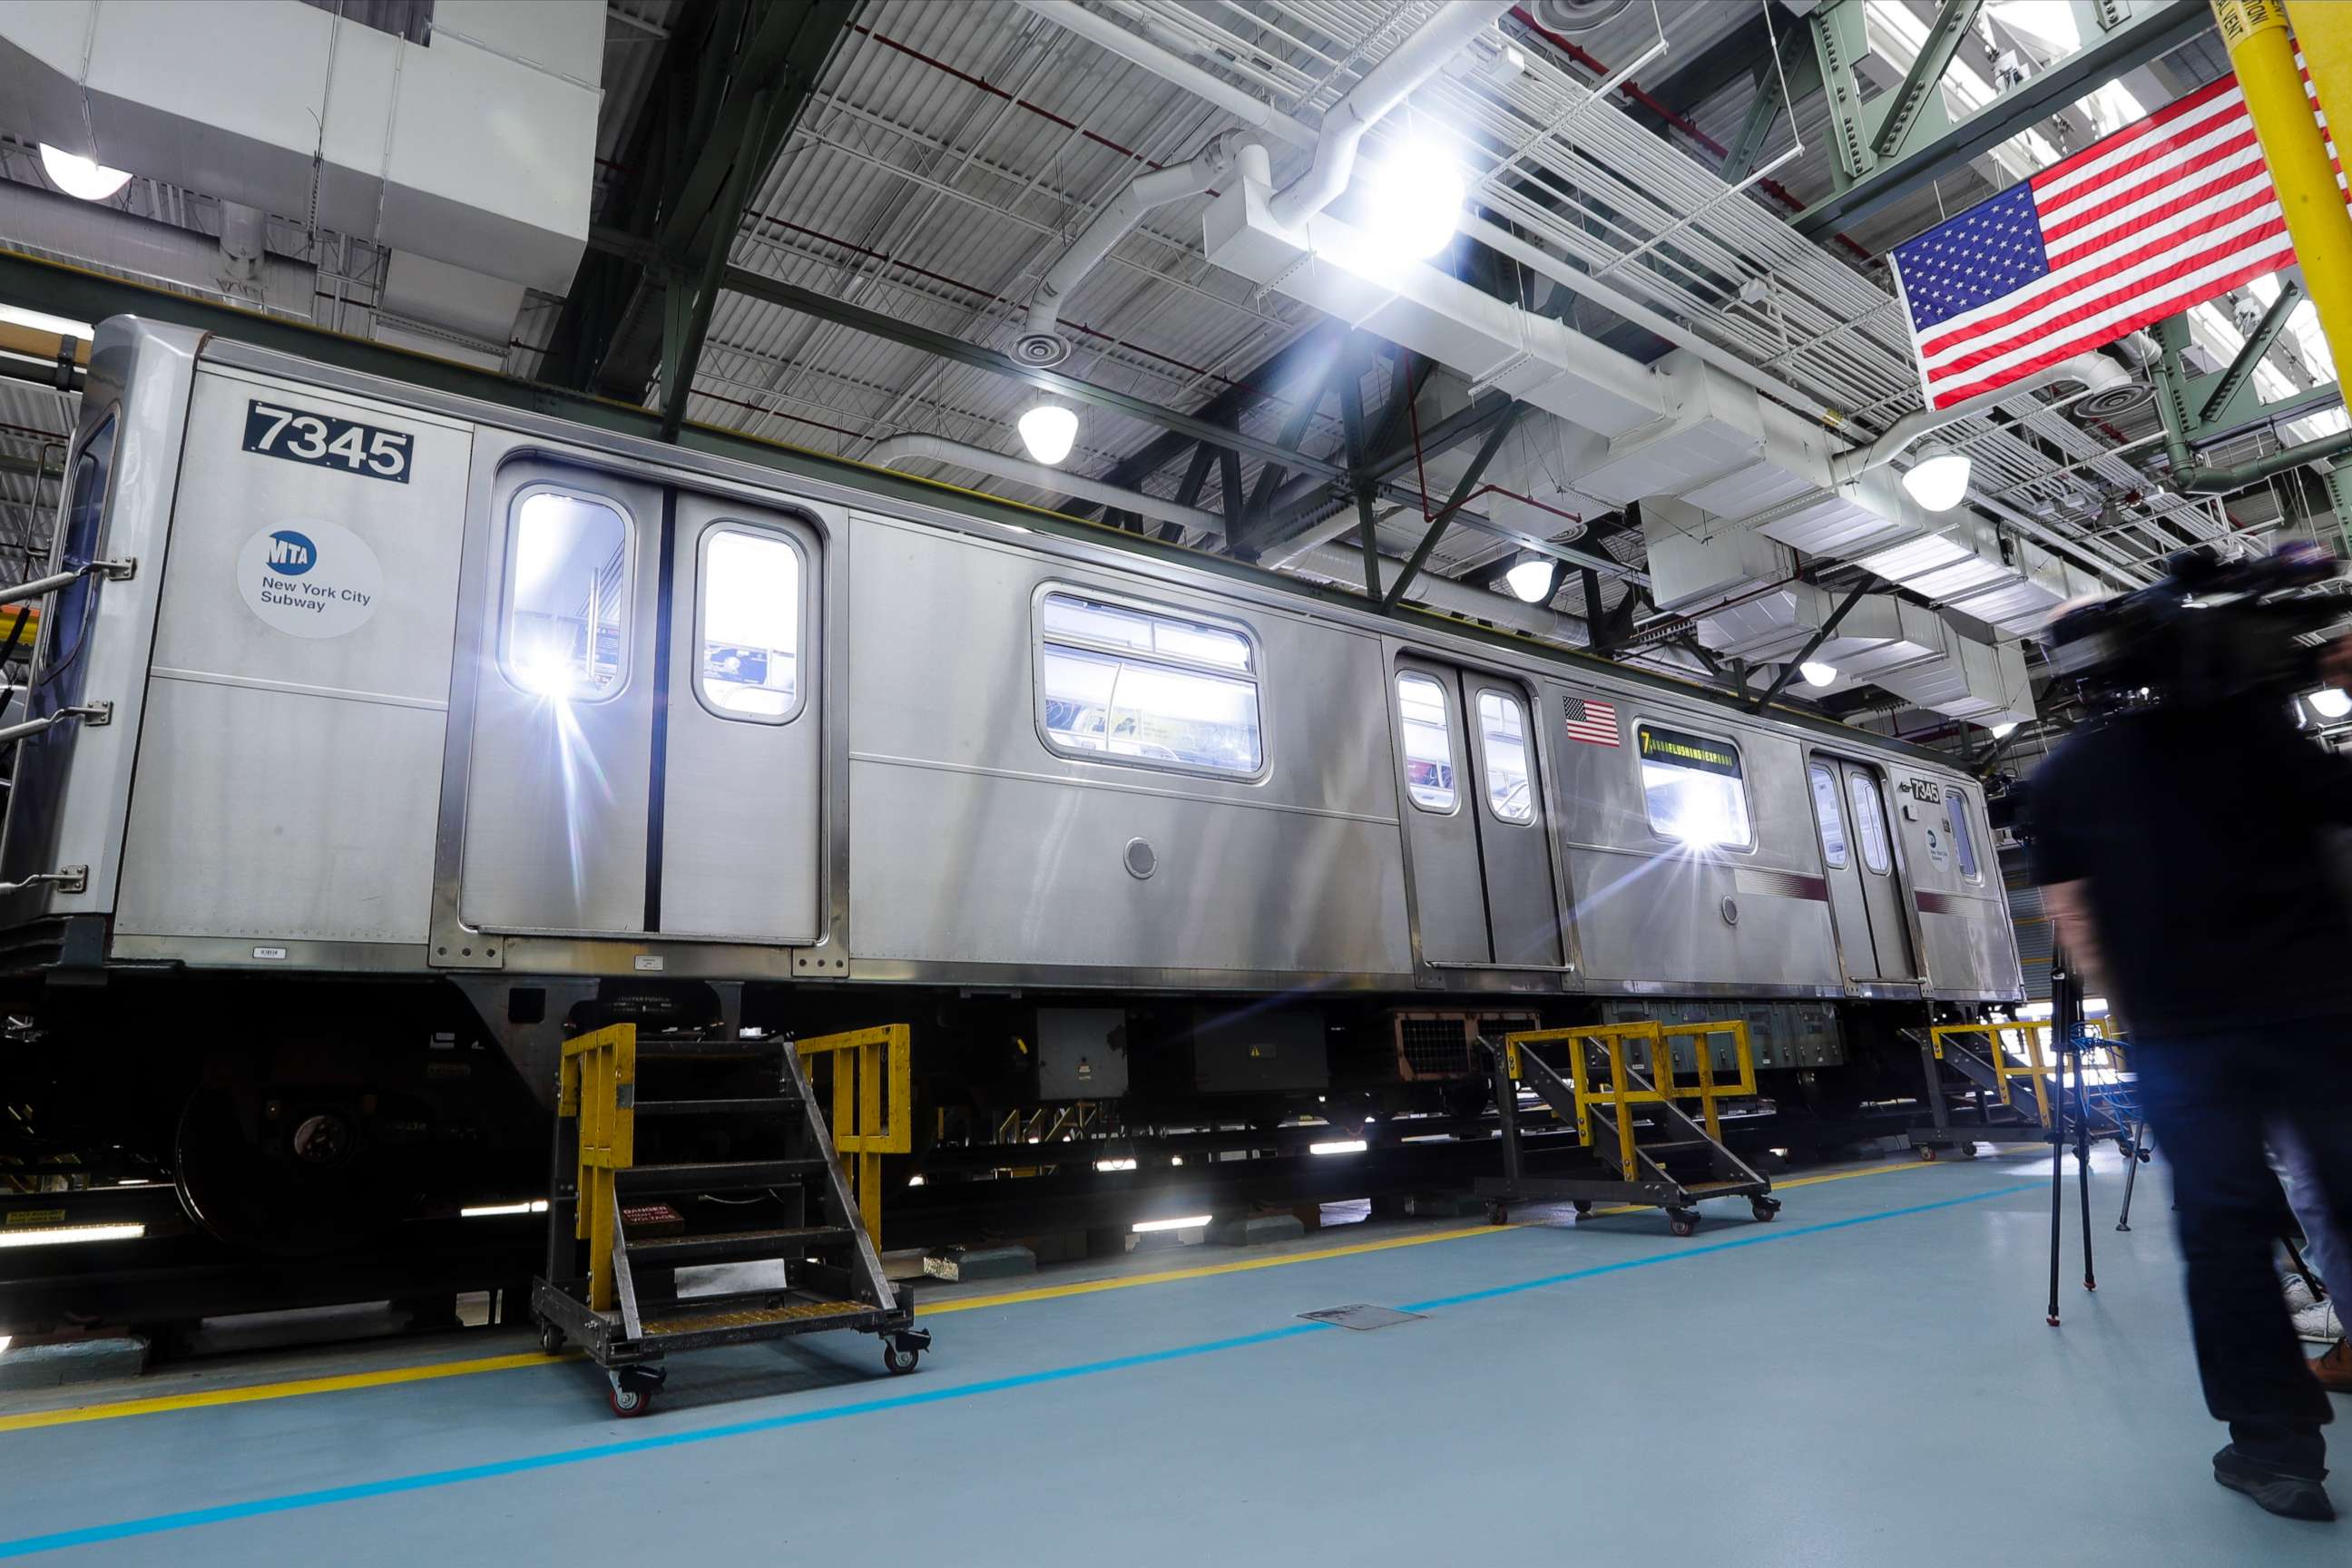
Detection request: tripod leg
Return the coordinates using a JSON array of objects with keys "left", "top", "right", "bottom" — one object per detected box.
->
[
  {"left": 2117, "top": 1118, "right": 2145, "bottom": 1231},
  {"left": 2047, "top": 1059, "right": 2067, "bottom": 1326},
  {"left": 2073, "top": 1047, "right": 2096, "bottom": 1290}
]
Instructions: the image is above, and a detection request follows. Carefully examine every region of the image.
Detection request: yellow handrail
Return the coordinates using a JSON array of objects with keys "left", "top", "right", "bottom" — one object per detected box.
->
[
  {"left": 1501, "top": 1019, "right": 1758, "bottom": 1163},
  {"left": 796, "top": 1024, "right": 912, "bottom": 1246},
  {"left": 558, "top": 1024, "right": 637, "bottom": 1311},
  {"left": 1927, "top": 1021, "right": 2123, "bottom": 1128}
]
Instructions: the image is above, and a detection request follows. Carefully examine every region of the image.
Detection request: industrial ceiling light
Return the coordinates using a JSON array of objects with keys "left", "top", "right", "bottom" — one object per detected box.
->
[
  {"left": 1798, "top": 660, "right": 1838, "bottom": 688},
  {"left": 1504, "top": 552, "right": 1557, "bottom": 603},
  {"left": 2311, "top": 687, "right": 2352, "bottom": 720},
  {"left": 38, "top": 144, "right": 130, "bottom": 202},
  {"left": 1990, "top": 720, "right": 2020, "bottom": 739},
  {"left": 1362, "top": 139, "right": 1465, "bottom": 262},
  {"left": 1900, "top": 441, "right": 1973, "bottom": 512},
  {"left": 1016, "top": 397, "right": 1079, "bottom": 466}
]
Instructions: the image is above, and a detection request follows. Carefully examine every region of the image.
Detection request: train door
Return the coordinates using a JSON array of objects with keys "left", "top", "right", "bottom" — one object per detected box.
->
[
  {"left": 1391, "top": 657, "right": 1563, "bottom": 968},
  {"left": 461, "top": 456, "right": 664, "bottom": 934},
  {"left": 458, "top": 461, "right": 823, "bottom": 943},
  {"left": 657, "top": 495, "right": 821, "bottom": 942},
  {"left": 1805, "top": 755, "right": 1917, "bottom": 981}
]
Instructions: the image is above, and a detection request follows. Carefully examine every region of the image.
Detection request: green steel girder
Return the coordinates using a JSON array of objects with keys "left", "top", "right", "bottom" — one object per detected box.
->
[
  {"left": 1792, "top": 0, "right": 2211, "bottom": 236},
  {"left": 2199, "top": 279, "right": 2304, "bottom": 426},
  {"left": 1871, "top": 0, "right": 1985, "bottom": 161}
]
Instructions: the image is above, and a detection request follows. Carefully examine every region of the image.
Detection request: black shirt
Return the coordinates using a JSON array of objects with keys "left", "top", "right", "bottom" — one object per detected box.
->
[{"left": 2030, "top": 701, "right": 2352, "bottom": 1037}]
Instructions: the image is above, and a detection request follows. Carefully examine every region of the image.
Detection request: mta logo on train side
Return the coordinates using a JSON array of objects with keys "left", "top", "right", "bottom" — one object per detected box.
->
[{"left": 267, "top": 530, "right": 318, "bottom": 575}]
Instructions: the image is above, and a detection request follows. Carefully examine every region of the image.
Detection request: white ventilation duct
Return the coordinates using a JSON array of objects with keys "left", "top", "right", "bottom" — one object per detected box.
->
[
  {"left": 0, "top": 179, "right": 312, "bottom": 314},
  {"left": 0, "top": 0, "right": 598, "bottom": 326}
]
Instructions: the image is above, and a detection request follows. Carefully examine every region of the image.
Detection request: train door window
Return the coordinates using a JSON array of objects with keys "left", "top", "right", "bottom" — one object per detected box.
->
[
  {"left": 1396, "top": 671, "right": 1457, "bottom": 812},
  {"left": 695, "top": 524, "right": 802, "bottom": 721},
  {"left": 1808, "top": 762, "right": 1849, "bottom": 869},
  {"left": 1636, "top": 723, "right": 1751, "bottom": 849},
  {"left": 42, "top": 413, "right": 117, "bottom": 681},
  {"left": 504, "top": 487, "right": 631, "bottom": 699},
  {"left": 1847, "top": 771, "right": 1893, "bottom": 874},
  {"left": 1947, "top": 788, "right": 1982, "bottom": 880},
  {"left": 1036, "top": 589, "right": 1262, "bottom": 775},
  {"left": 1475, "top": 689, "right": 1534, "bottom": 824}
]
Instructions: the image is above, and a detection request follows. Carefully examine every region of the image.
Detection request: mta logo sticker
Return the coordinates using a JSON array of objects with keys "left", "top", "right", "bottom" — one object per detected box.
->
[
  {"left": 267, "top": 529, "right": 318, "bottom": 575},
  {"left": 239, "top": 521, "right": 381, "bottom": 640}
]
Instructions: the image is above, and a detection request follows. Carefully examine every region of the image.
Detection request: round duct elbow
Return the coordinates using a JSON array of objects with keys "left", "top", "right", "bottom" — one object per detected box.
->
[{"left": 1013, "top": 330, "right": 1073, "bottom": 368}]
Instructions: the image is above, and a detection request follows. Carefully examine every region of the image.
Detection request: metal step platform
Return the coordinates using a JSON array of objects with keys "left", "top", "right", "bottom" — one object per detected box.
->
[
  {"left": 530, "top": 1023, "right": 927, "bottom": 1416},
  {"left": 1474, "top": 1019, "right": 1779, "bottom": 1238},
  {"left": 1904, "top": 1023, "right": 2133, "bottom": 1159}
]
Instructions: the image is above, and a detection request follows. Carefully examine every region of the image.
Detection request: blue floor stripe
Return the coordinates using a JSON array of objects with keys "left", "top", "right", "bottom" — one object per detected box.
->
[{"left": 0, "top": 1177, "right": 2040, "bottom": 1559}]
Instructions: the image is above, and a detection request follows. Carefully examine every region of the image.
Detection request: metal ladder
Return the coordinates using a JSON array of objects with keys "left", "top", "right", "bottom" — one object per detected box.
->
[
  {"left": 1906, "top": 1022, "right": 2132, "bottom": 1157},
  {"left": 1476, "top": 1020, "right": 1778, "bottom": 1238},
  {"left": 532, "top": 1024, "right": 926, "bottom": 1416}
]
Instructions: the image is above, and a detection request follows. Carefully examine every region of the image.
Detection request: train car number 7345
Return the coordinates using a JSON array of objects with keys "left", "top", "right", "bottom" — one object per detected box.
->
[{"left": 242, "top": 399, "right": 414, "bottom": 484}]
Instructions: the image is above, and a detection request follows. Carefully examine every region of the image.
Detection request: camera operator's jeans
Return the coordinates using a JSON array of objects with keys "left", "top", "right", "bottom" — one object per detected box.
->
[{"left": 2133, "top": 1028, "right": 2352, "bottom": 1475}]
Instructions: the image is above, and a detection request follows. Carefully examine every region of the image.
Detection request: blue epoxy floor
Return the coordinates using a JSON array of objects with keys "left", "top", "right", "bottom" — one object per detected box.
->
[{"left": 4, "top": 1149, "right": 2347, "bottom": 1563}]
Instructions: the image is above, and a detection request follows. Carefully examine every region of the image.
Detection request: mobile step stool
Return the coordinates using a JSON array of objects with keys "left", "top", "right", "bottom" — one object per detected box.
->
[
  {"left": 1475, "top": 1020, "right": 1779, "bottom": 1238},
  {"left": 1904, "top": 1022, "right": 2132, "bottom": 1159},
  {"left": 531, "top": 1023, "right": 927, "bottom": 1417}
]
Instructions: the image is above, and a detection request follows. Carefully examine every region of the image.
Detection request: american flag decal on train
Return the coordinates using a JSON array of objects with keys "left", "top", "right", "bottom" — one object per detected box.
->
[{"left": 1562, "top": 694, "right": 1620, "bottom": 747}]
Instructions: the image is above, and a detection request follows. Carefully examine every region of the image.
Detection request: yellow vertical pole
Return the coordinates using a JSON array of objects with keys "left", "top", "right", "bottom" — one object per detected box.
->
[
  {"left": 2229, "top": 2, "right": 2352, "bottom": 378},
  {"left": 1608, "top": 1036, "right": 1636, "bottom": 1176},
  {"left": 1694, "top": 1028, "right": 1722, "bottom": 1144}
]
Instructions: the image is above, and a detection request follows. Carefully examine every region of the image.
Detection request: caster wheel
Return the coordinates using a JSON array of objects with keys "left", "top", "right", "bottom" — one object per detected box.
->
[
  {"left": 1667, "top": 1210, "right": 1699, "bottom": 1238},
  {"left": 1485, "top": 1202, "right": 1509, "bottom": 1226},
  {"left": 1916, "top": 1145, "right": 1938, "bottom": 1161},
  {"left": 609, "top": 1384, "right": 652, "bottom": 1418},
  {"left": 1750, "top": 1199, "right": 1780, "bottom": 1223},
  {"left": 883, "top": 1343, "right": 921, "bottom": 1377},
  {"left": 1571, "top": 1200, "right": 1592, "bottom": 1216},
  {"left": 537, "top": 1320, "right": 565, "bottom": 1357}
]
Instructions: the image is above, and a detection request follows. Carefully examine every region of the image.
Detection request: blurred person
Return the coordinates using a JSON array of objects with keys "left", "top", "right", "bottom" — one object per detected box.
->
[{"left": 2033, "top": 637, "right": 2352, "bottom": 1523}]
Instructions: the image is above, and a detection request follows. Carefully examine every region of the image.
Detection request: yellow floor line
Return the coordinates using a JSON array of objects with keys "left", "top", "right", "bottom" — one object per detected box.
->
[
  {"left": 0, "top": 1350, "right": 572, "bottom": 1434},
  {"left": 1, "top": 1155, "right": 1945, "bottom": 1433}
]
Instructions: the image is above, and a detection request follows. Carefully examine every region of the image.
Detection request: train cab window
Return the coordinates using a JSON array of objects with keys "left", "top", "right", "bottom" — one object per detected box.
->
[
  {"left": 1807, "top": 762, "right": 1849, "bottom": 869},
  {"left": 44, "top": 414, "right": 117, "bottom": 681},
  {"left": 1847, "top": 772, "right": 1893, "bottom": 875},
  {"left": 1396, "top": 672, "right": 1457, "bottom": 812},
  {"left": 1036, "top": 590, "right": 1262, "bottom": 775},
  {"left": 1947, "top": 789, "right": 1982, "bottom": 880},
  {"left": 1636, "top": 724, "right": 1751, "bottom": 849},
  {"left": 696, "top": 525, "right": 801, "bottom": 721},
  {"left": 1475, "top": 690, "right": 1534, "bottom": 824},
  {"left": 505, "top": 489, "right": 631, "bottom": 699}
]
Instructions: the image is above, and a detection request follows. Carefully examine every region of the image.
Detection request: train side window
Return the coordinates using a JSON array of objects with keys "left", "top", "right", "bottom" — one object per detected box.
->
[
  {"left": 505, "top": 488, "right": 631, "bottom": 699},
  {"left": 1036, "top": 589, "right": 1262, "bottom": 776},
  {"left": 1947, "top": 789, "right": 1982, "bottom": 880},
  {"left": 1396, "top": 672, "right": 1457, "bottom": 813},
  {"left": 1847, "top": 772, "right": 1893, "bottom": 875},
  {"left": 1475, "top": 690, "right": 1534, "bottom": 824},
  {"left": 1636, "top": 723, "right": 1751, "bottom": 849},
  {"left": 695, "top": 525, "right": 802, "bottom": 722},
  {"left": 41, "top": 414, "right": 117, "bottom": 682},
  {"left": 1808, "top": 762, "right": 1849, "bottom": 869}
]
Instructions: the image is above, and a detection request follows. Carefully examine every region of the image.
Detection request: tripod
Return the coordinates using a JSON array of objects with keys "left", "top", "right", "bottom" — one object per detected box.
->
[{"left": 2045, "top": 946, "right": 2101, "bottom": 1326}]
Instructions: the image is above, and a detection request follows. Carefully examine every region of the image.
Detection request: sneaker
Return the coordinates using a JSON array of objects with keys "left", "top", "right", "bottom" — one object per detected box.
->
[
  {"left": 2214, "top": 1446, "right": 2337, "bottom": 1521},
  {"left": 2297, "top": 1298, "right": 2346, "bottom": 1345},
  {"left": 2317, "top": 1340, "right": 2352, "bottom": 1396},
  {"left": 2288, "top": 1274, "right": 2323, "bottom": 1315}
]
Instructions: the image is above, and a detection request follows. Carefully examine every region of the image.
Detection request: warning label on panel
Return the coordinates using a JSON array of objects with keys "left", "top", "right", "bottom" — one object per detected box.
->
[{"left": 238, "top": 520, "right": 382, "bottom": 639}]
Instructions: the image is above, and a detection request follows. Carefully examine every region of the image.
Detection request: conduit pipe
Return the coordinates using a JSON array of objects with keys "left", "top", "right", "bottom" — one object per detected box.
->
[
  {"left": 1017, "top": 131, "right": 1248, "bottom": 368},
  {"left": 1832, "top": 355, "right": 2129, "bottom": 482},
  {"left": 1267, "top": 1, "right": 1514, "bottom": 229},
  {"left": 866, "top": 433, "right": 1225, "bottom": 535},
  {"left": 1014, "top": 1, "right": 1321, "bottom": 152}
]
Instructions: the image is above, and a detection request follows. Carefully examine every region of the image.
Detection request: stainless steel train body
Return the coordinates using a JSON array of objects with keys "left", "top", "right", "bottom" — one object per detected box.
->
[{"left": 0, "top": 321, "right": 2022, "bottom": 1239}]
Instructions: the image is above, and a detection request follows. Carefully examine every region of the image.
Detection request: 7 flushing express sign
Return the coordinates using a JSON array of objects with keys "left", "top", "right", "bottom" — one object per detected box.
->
[{"left": 235, "top": 398, "right": 404, "bottom": 639}]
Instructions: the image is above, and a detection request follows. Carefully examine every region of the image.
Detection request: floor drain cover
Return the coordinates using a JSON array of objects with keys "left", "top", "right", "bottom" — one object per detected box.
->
[{"left": 1298, "top": 1304, "right": 1424, "bottom": 1331}]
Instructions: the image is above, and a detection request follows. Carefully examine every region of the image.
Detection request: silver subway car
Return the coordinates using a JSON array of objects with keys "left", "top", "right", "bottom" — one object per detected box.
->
[{"left": 0, "top": 321, "right": 2021, "bottom": 1250}]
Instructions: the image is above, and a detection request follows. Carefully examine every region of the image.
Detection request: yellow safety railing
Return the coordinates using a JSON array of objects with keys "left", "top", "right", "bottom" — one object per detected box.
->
[
  {"left": 1928, "top": 1021, "right": 2122, "bottom": 1128},
  {"left": 1503, "top": 1020, "right": 1758, "bottom": 1176},
  {"left": 797, "top": 1024, "right": 912, "bottom": 1247},
  {"left": 559, "top": 1023, "right": 636, "bottom": 1312}
]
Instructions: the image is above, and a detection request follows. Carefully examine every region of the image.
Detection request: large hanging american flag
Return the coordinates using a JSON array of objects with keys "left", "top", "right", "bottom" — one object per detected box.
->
[{"left": 1891, "top": 73, "right": 2302, "bottom": 412}]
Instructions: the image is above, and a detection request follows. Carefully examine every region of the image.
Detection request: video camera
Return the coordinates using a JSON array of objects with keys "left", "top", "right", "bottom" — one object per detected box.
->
[{"left": 2045, "top": 542, "right": 2344, "bottom": 711}]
